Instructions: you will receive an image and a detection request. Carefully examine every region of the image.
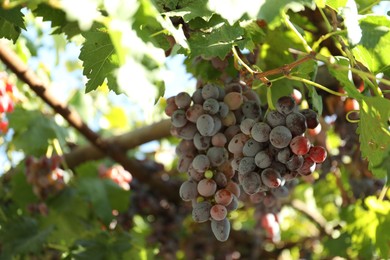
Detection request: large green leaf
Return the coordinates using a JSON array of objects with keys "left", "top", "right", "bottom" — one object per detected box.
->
[
  {"left": 33, "top": 3, "right": 81, "bottom": 39},
  {"left": 0, "top": 6, "right": 25, "bottom": 43},
  {"left": 357, "top": 96, "right": 390, "bottom": 180},
  {"left": 352, "top": 15, "right": 390, "bottom": 74},
  {"left": 188, "top": 21, "right": 245, "bottom": 59},
  {"left": 79, "top": 23, "right": 120, "bottom": 93},
  {"left": 163, "top": 0, "right": 213, "bottom": 22}
]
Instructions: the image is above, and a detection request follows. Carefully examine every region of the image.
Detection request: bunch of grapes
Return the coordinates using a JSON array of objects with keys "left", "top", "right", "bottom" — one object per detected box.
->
[
  {"left": 0, "top": 72, "right": 16, "bottom": 133},
  {"left": 98, "top": 164, "right": 133, "bottom": 190},
  {"left": 25, "top": 155, "right": 66, "bottom": 199},
  {"left": 166, "top": 82, "right": 327, "bottom": 242}
]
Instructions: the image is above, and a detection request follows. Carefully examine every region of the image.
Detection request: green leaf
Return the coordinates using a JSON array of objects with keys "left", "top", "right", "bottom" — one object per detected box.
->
[
  {"left": 307, "top": 85, "right": 323, "bottom": 115},
  {"left": 8, "top": 107, "right": 68, "bottom": 156},
  {"left": 257, "top": 0, "right": 315, "bottom": 27},
  {"left": 164, "top": 0, "right": 213, "bottom": 22},
  {"left": 33, "top": 3, "right": 81, "bottom": 39},
  {"left": 104, "top": 106, "right": 129, "bottom": 129},
  {"left": 0, "top": 217, "right": 53, "bottom": 255},
  {"left": 0, "top": 6, "right": 25, "bottom": 43},
  {"left": 189, "top": 21, "right": 244, "bottom": 59},
  {"left": 10, "top": 166, "right": 39, "bottom": 209},
  {"left": 357, "top": 96, "right": 390, "bottom": 180},
  {"left": 325, "top": 0, "right": 348, "bottom": 10},
  {"left": 79, "top": 23, "right": 120, "bottom": 93},
  {"left": 326, "top": 56, "right": 362, "bottom": 99},
  {"left": 352, "top": 15, "right": 390, "bottom": 74}
]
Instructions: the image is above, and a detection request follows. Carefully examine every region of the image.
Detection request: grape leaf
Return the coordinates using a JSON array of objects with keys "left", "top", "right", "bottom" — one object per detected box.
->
[
  {"left": 325, "top": 0, "right": 347, "bottom": 10},
  {"left": 188, "top": 21, "right": 245, "bottom": 59},
  {"left": 357, "top": 96, "right": 390, "bottom": 180},
  {"left": 79, "top": 23, "right": 120, "bottom": 93},
  {"left": 0, "top": 217, "right": 53, "bottom": 255},
  {"left": 352, "top": 16, "right": 390, "bottom": 74},
  {"left": 163, "top": 0, "right": 213, "bottom": 22},
  {"left": 326, "top": 56, "right": 362, "bottom": 100},
  {"left": 33, "top": 3, "right": 81, "bottom": 39},
  {"left": 0, "top": 6, "right": 25, "bottom": 43}
]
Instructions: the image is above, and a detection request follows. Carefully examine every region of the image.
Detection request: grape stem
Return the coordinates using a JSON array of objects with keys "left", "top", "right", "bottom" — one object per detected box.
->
[{"left": 288, "top": 75, "right": 347, "bottom": 97}]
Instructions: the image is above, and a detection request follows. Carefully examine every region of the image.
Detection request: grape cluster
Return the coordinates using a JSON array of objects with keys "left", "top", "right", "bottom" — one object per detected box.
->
[
  {"left": 25, "top": 155, "right": 66, "bottom": 199},
  {"left": 166, "top": 83, "right": 327, "bottom": 242},
  {"left": 0, "top": 72, "right": 16, "bottom": 133},
  {"left": 98, "top": 164, "right": 133, "bottom": 190}
]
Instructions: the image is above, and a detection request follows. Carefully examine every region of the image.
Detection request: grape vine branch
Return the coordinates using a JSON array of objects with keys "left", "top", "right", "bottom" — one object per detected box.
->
[{"left": 0, "top": 41, "right": 180, "bottom": 202}]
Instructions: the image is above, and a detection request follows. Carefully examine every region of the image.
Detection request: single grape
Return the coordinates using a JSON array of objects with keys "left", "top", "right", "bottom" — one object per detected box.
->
[
  {"left": 261, "top": 168, "right": 282, "bottom": 188},
  {"left": 242, "top": 100, "right": 261, "bottom": 119},
  {"left": 243, "top": 138, "right": 263, "bottom": 157},
  {"left": 211, "top": 133, "right": 227, "bottom": 147},
  {"left": 240, "top": 118, "right": 256, "bottom": 135},
  {"left": 192, "top": 201, "right": 212, "bottom": 223},
  {"left": 269, "top": 126, "right": 292, "bottom": 149},
  {"left": 266, "top": 110, "right": 286, "bottom": 128},
  {"left": 285, "top": 154, "right": 304, "bottom": 171},
  {"left": 177, "top": 154, "right": 194, "bottom": 173},
  {"left": 218, "top": 102, "right": 229, "bottom": 118},
  {"left": 196, "top": 114, "right": 215, "bottom": 136},
  {"left": 241, "top": 171, "right": 261, "bottom": 195},
  {"left": 203, "top": 98, "right": 220, "bottom": 115},
  {"left": 228, "top": 133, "right": 249, "bottom": 156},
  {"left": 179, "top": 180, "right": 198, "bottom": 201},
  {"left": 276, "top": 96, "right": 296, "bottom": 115},
  {"left": 270, "top": 161, "right": 288, "bottom": 177},
  {"left": 192, "top": 154, "right": 210, "bottom": 172},
  {"left": 251, "top": 122, "right": 271, "bottom": 143},
  {"left": 175, "top": 92, "right": 192, "bottom": 109},
  {"left": 210, "top": 204, "right": 228, "bottom": 221},
  {"left": 286, "top": 112, "right": 307, "bottom": 136},
  {"left": 255, "top": 150, "right": 272, "bottom": 169},
  {"left": 221, "top": 111, "right": 237, "bottom": 126},
  {"left": 225, "top": 181, "right": 241, "bottom": 198},
  {"left": 300, "top": 109, "right": 320, "bottom": 129},
  {"left": 277, "top": 148, "right": 291, "bottom": 164},
  {"left": 298, "top": 157, "right": 316, "bottom": 176},
  {"left": 213, "top": 172, "right": 228, "bottom": 187},
  {"left": 224, "top": 92, "right": 243, "bottom": 110},
  {"left": 218, "top": 161, "right": 235, "bottom": 179},
  {"left": 308, "top": 146, "right": 327, "bottom": 163},
  {"left": 238, "top": 157, "right": 256, "bottom": 175},
  {"left": 290, "top": 136, "right": 311, "bottom": 155},
  {"left": 165, "top": 102, "right": 178, "bottom": 117},
  {"left": 186, "top": 104, "right": 204, "bottom": 123},
  {"left": 175, "top": 123, "right": 198, "bottom": 140},
  {"left": 188, "top": 165, "right": 204, "bottom": 182},
  {"left": 192, "top": 88, "right": 204, "bottom": 104},
  {"left": 202, "top": 84, "right": 220, "bottom": 99},
  {"left": 171, "top": 109, "right": 188, "bottom": 128},
  {"left": 175, "top": 139, "right": 197, "bottom": 156},
  {"left": 207, "top": 147, "right": 228, "bottom": 167},
  {"left": 211, "top": 218, "right": 230, "bottom": 242},
  {"left": 214, "top": 189, "right": 233, "bottom": 206},
  {"left": 197, "top": 178, "right": 217, "bottom": 197},
  {"left": 193, "top": 132, "right": 211, "bottom": 151}
]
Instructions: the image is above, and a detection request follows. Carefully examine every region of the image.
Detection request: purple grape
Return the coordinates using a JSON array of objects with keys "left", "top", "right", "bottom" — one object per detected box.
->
[
  {"left": 203, "top": 98, "right": 220, "bottom": 115},
  {"left": 242, "top": 100, "right": 262, "bottom": 119},
  {"left": 266, "top": 110, "right": 286, "bottom": 128},
  {"left": 241, "top": 171, "right": 261, "bottom": 195},
  {"left": 207, "top": 147, "right": 228, "bottom": 167},
  {"left": 192, "top": 154, "right": 210, "bottom": 172},
  {"left": 192, "top": 201, "right": 212, "bottom": 223},
  {"left": 196, "top": 114, "right": 215, "bottom": 136},
  {"left": 193, "top": 132, "right": 211, "bottom": 151},
  {"left": 186, "top": 104, "right": 204, "bottom": 123},
  {"left": 261, "top": 168, "right": 282, "bottom": 188},
  {"left": 243, "top": 138, "right": 263, "bottom": 157},
  {"left": 285, "top": 154, "right": 304, "bottom": 171},
  {"left": 251, "top": 122, "right": 271, "bottom": 143},
  {"left": 175, "top": 92, "right": 192, "bottom": 109},
  {"left": 238, "top": 157, "right": 256, "bottom": 175},
  {"left": 171, "top": 109, "right": 188, "bottom": 128},
  {"left": 277, "top": 147, "right": 291, "bottom": 164},
  {"left": 269, "top": 126, "right": 292, "bottom": 149},
  {"left": 202, "top": 84, "right": 220, "bottom": 99},
  {"left": 255, "top": 150, "right": 272, "bottom": 169},
  {"left": 276, "top": 96, "right": 296, "bottom": 115},
  {"left": 286, "top": 112, "right": 307, "bottom": 136},
  {"left": 211, "top": 218, "right": 230, "bottom": 242},
  {"left": 179, "top": 180, "right": 198, "bottom": 201},
  {"left": 300, "top": 109, "right": 320, "bottom": 129}
]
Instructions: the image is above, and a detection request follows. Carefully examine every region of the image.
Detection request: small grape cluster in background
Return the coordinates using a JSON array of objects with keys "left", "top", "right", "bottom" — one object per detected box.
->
[
  {"left": 98, "top": 164, "right": 133, "bottom": 190},
  {"left": 165, "top": 82, "right": 327, "bottom": 241},
  {"left": 0, "top": 72, "right": 16, "bottom": 133},
  {"left": 25, "top": 155, "right": 66, "bottom": 199}
]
